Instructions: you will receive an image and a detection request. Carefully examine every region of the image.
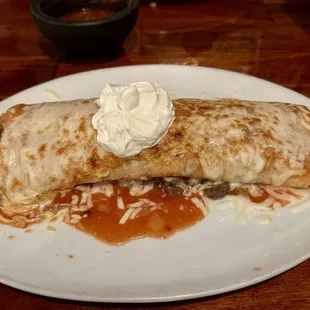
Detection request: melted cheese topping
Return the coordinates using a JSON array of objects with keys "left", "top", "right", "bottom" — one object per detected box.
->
[
  {"left": 2, "top": 98, "right": 310, "bottom": 207},
  {"left": 1, "top": 99, "right": 103, "bottom": 203},
  {"left": 175, "top": 99, "right": 310, "bottom": 185}
]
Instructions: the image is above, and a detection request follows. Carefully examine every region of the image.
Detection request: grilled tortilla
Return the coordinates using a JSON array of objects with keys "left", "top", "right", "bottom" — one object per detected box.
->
[{"left": 1, "top": 98, "right": 310, "bottom": 208}]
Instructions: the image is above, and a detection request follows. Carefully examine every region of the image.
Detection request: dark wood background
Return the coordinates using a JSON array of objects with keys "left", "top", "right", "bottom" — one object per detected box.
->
[{"left": 1, "top": 0, "right": 310, "bottom": 309}]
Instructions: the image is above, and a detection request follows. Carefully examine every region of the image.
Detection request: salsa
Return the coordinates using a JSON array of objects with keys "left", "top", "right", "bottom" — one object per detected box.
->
[
  {"left": 0, "top": 179, "right": 303, "bottom": 245},
  {"left": 68, "top": 184, "right": 204, "bottom": 245},
  {"left": 60, "top": 8, "right": 112, "bottom": 21}
]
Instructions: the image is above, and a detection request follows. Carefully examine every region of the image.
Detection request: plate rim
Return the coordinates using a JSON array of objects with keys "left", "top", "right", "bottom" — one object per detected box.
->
[
  {"left": 0, "top": 252, "right": 309, "bottom": 303},
  {"left": 2, "top": 64, "right": 310, "bottom": 104}
]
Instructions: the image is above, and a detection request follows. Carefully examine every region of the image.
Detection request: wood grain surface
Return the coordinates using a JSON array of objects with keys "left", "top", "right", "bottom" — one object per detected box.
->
[{"left": 1, "top": 0, "right": 310, "bottom": 309}]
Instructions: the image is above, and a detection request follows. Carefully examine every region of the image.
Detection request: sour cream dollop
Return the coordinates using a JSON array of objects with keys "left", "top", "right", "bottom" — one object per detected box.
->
[{"left": 91, "top": 81, "right": 175, "bottom": 158}]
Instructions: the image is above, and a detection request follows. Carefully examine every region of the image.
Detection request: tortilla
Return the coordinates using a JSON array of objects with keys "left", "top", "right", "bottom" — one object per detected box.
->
[{"left": 1, "top": 97, "right": 310, "bottom": 207}]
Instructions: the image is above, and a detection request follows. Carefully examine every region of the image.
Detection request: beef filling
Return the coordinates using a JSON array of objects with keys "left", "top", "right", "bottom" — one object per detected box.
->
[
  {"left": 203, "top": 182, "right": 230, "bottom": 200},
  {"left": 153, "top": 178, "right": 184, "bottom": 196},
  {"left": 153, "top": 178, "right": 230, "bottom": 199}
]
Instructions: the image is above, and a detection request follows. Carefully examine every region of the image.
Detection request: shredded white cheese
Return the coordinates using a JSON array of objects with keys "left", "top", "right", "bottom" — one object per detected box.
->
[
  {"left": 119, "top": 208, "right": 135, "bottom": 224},
  {"left": 44, "top": 89, "right": 59, "bottom": 101},
  {"left": 130, "top": 207, "right": 143, "bottom": 219},
  {"left": 117, "top": 196, "right": 125, "bottom": 210},
  {"left": 90, "top": 183, "right": 104, "bottom": 194},
  {"left": 248, "top": 185, "right": 264, "bottom": 197},
  {"left": 183, "top": 187, "right": 193, "bottom": 197},
  {"left": 129, "top": 181, "right": 154, "bottom": 196},
  {"left": 86, "top": 192, "right": 93, "bottom": 210},
  {"left": 71, "top": 195, "right": 79, "bottom": 206},
  {"left": 0, "top": 214, "right": 12, "bottom": 223},
  {"left": 265, "top": 187, "right": 296, "bottom": 203},
  {"left": 139, "top": 198, "right": 157, "bottom": 206},
  {"left": 191, "top": 197, "right": 208, "bottom": 216},
  {"left": 192, "top": 184, "right": 202, "bottom": 194},
  {"left": 101, "top": 183, "right": 114, "bottom": 198},
  {"left": 272, "top": 201, "right": 282, "bottom": 208},
  {"left": 251, "top": 196, "right": 275, "bottom": 211},
  {"left": 127, "top": 198, "right": 157, "bottom": 209},
  {"left": 80, "top": 192, "right": 88, "bottom": 205},
  {"left": 127, "top": 201, "right": 145, "bottom": 208}
]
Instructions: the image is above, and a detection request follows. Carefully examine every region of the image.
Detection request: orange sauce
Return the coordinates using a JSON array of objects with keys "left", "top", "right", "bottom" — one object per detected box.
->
[
  {"left": 229, "top": 186, "right": 298, "bottom": 207},
  {"left": 68, "top": 184, "right": 204, "bottom": 245},
  {"left": 0, "top": 206, "right": 43, "bottom": 229},
  {"left": 229, "top": 187, "right": 271, "bottom": 204},
  {"left": 60, "top": 8, "right": 112, "bottom": 21},
  {"left": 0, "top": 183, "right": 204, "bottom": 244},
  {"left": 0, "top": 181, "right": 304, "bottom": 245}
]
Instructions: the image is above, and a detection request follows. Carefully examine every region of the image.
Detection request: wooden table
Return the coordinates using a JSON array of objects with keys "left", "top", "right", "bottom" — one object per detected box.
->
[{"left": 1, "top": 0, "right": 310, "bottom": 309}]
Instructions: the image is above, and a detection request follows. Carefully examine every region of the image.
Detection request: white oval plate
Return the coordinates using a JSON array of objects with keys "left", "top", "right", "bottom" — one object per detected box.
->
[{"left": 1, "top": 65, "right": 310, "bottom": 303}]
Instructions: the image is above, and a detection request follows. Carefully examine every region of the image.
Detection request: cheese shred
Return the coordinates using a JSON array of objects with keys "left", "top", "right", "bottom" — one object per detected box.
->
[{"left": 191, "top": 197, "right": 208, "bottom": 216}]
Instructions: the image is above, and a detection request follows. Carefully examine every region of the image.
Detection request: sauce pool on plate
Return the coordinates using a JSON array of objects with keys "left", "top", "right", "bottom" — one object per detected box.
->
[
  {"left": 0, "top": 178, "right": 305, "bottom": 245},
  {"left": 68, "top": 184, "right": 204, "bottom": 245}
]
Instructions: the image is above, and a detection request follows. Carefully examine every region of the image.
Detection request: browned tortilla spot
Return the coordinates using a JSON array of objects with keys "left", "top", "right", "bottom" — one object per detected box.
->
[
  {"left": 88, "top": 149, "right": 101, "bottom": 169},
  {"left": 173, "top": 131, "right": 183, "bottom": 140},
  {"left": 38, "top": 143, "right": 47, "bottom": 159},
  {"left": 11, "top": 177, "right": 22, "bottom": 191},
  {"left": 56, "top": 142, "right": 74, "bottom": 156},
  {"left": 25, "top": 153, "right": 36, "bottom": 161},
  {"left": 78, "top": 120, "right": 86, "bottom": 133}
]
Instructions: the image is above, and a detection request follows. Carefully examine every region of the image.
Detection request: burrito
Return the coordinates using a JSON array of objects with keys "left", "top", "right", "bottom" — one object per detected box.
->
[{"left": 1, "top": 96, "right": 310, "bottom": 208}]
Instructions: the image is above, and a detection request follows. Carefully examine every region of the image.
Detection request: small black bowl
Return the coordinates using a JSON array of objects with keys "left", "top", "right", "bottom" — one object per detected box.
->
[{"left": 30, "top": 0, "right": 139, "bottom": 56}]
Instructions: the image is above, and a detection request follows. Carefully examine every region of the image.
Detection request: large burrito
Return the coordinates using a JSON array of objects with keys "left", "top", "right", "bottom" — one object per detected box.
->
[{"left": 1, "top": 96, "right": 310, "bottom": 209}]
